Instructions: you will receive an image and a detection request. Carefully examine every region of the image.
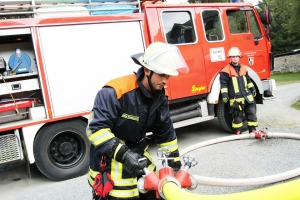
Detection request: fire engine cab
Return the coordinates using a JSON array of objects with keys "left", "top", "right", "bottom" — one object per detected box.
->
[{"left": 0, "top": 0, "right": 275, "bottom": 181}]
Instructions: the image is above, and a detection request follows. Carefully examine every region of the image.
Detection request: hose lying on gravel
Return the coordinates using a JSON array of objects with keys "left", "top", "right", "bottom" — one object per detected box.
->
[{"left": 179, "top": 132, "right": 300, "bottom": 187}]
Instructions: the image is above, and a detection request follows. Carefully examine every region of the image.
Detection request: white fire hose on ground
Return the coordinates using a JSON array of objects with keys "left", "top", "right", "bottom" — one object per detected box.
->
[
  {"left": 180, "top": 131, "right": 300, "bottom": 187},
  {"left": 137, "top": 131, "right": 300, "bottom": 199}
]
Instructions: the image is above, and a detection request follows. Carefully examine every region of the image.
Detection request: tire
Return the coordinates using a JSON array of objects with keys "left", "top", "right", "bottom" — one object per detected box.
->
[
  {"left": 217, "top": 99, "right": 234, "bottom": 133},
  {"left": 33, "top": 119, "right": 90, "bottom": 181}
]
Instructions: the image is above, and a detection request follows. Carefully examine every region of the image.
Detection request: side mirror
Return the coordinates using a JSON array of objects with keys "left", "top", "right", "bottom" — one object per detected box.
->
[{"left": 260, "top": 3, "right": 273, "bottom": 25}]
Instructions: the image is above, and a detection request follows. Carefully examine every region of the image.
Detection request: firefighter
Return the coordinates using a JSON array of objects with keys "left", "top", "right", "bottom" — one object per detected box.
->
[
  {"left": 86, "top": 42, "right": 189, "bottom": 200},
  {"left": 220, "top": 47, "right": 258, "bottom": 135}
]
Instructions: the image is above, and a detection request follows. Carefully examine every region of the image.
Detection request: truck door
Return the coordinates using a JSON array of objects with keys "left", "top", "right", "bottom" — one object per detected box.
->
[
  {"left": 145, "top": 7, "right": 207, "bottom": 100},
  {"left": 224, "top": 7, "right": 269, "bottom": 79},
  {"left": 195, "top": 8, "right": 228, "bottom": 90}
]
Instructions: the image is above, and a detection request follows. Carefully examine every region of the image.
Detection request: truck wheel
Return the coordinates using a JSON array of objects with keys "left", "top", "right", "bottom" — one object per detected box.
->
[
  {"left": 217, "top": 100, "right": 234, "bottom": 133},
  {"left": 33, "top": 119, "right": 90, "bottom": 181}
]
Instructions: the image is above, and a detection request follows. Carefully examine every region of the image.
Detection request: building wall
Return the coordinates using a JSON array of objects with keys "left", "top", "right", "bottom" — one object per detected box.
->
[{"left": 274, "top": 53, "right": 300, "bottom": 73}]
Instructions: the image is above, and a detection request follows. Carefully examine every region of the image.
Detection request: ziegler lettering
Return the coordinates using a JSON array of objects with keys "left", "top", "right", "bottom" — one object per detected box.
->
[
  {"left": 191, "top": 85, "right": 206, "bottom": 93},
  {"left": 121, "top": 113, "right": 139, "bottom": 121}
]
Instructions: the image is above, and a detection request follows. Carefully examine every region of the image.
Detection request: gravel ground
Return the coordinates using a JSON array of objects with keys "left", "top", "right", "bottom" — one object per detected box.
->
[
  {"left": 187, "top": 82, "right": 300, "bottom": 195},
  {"left": 0, "top": 83, "right": 299, "bottom": 199}
]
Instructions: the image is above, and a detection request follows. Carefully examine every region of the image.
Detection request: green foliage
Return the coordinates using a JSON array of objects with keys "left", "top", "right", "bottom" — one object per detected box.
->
[
  {"left": 291, "top": 99, "right": 300, "bottom": 111},
  {"left": 270, "top": 72, "right": 300, "bottom": 85},
  {"left": 266, "top": 0, "right": 300, "bottom": 54}
]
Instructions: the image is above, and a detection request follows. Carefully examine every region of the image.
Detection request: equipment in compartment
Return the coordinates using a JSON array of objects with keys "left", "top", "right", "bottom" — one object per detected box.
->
[
  {"left": 8, "top": 48, "right": 31, "bottom": 75},
  {"left": 0, "top": 99, "right": 42, "bottom": 123},
  {"left": 0, "top": 78, "right": 40, "bottom": 95},
  {"left": 0, "top": 57, "right": 7, "bottom": 74}
]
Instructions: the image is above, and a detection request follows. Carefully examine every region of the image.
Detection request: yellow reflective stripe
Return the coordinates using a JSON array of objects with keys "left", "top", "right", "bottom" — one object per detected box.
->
[
  {"left": 88, "top": 168, "right": 100, "bottom": 186},
  {"left": 113, "top": 178, "right": 137, "bottom": 186},
  {"left": 247, "top": 82, "right": 254, "bottom": 88},
  {"left": 243, "top": 76, "right": 247, "bottom": 88},
  {"left": 248, "top": 95, "right": 254, "bottom": 101},
  {"left": 248, "top": 121, "right": 258, "bottom": 126},
  {"left": 88, "top": 175, "right": 94, "bottom": 186},
  {"left": 229, "top": 98, "right": 245, "bottom": 106},
  {"left": 221, "top": 88, "right": 228, "bottom": 93},
  {"left": 88, "top": 167, "right": 99, "bottom": 178},
  {"left": 111, "top": 159, "right": 122, "bottom": 179},
  {"left": 143, "top": 150, "right": 156, "bottom": 172},
  {"left": 158, "top": 139, "right": 178, "bottom": 152},
  {"left": 174, "top": 157, "right": 180, "bottom": 162},
  {"left": 88, "top": 128, "right": 114, "bottom": 146},
  {"left": 232, "top": 77, "right": 239, "bottom": 93},
  {"left": 109, "top": 188, "right": 139, "bottom": 198},
  {"left": 113, "top": 144, "right": 123, "bottom": 160},
  {"left": 232, "top": 122, "right": 243, "bottom": 128}
]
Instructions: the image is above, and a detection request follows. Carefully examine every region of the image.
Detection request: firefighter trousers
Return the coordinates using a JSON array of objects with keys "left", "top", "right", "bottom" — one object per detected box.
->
[{"left": 232, "top": 101, "right": 258, "bottom": 132}]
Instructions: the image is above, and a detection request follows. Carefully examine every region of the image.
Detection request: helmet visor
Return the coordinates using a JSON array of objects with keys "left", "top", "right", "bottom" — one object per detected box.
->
[{"left": 144, "top": 46, "right": 189, "bottom": 76}]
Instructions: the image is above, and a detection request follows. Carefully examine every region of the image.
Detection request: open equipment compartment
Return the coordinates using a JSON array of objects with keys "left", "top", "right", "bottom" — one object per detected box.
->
[{"left": 0, "top": 28, "right": 45, "bottom": 124}]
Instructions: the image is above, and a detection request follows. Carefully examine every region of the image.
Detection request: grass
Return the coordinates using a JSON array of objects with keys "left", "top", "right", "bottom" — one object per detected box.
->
[
  {"left": 270, "top": 72, "right": 300, "bottom": 111},
  {"left": 271, "top": 72, "right": 300, "bottom": 86},
  {"left": 291, "top": 99, "right": 300, "bottom": 110}
]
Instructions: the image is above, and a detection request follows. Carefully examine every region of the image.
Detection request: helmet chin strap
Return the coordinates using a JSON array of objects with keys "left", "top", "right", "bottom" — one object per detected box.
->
[{"left": 146, "top": 71, "right": 164, "bottom": 96}]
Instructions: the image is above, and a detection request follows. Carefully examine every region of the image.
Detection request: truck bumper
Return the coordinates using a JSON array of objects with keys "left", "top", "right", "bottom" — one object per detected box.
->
[{"left": 261, "top": 79, "right": 276, "bottom": 99}]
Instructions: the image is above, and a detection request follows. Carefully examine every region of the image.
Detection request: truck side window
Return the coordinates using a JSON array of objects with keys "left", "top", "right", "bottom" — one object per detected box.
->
[
  {"left": 248, "top": 11, "right": 262, "bottom": 39},
  {"left": 202, "top": 10, "right": 224, "bottom": 42},
  {"left": 227, "top": 10, "right": 248, "bottom": 33},
  {"left": 162, "top": 11, "right": 196, "bottom": 44}
]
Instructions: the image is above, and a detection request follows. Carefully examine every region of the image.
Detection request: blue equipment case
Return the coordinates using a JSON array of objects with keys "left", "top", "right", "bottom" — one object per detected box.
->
[{"left": 8, "top": 50, "right": 31, "bottom": 74}]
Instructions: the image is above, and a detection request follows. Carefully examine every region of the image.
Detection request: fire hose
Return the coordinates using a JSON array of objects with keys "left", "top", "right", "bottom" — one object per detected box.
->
[{"left": 137, "top": 130, "right": 300, "bottom": 199}]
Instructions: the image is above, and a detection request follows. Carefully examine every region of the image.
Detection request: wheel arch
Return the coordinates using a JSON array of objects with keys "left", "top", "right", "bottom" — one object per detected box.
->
[
  {"left": 247, "top": 67, "right": 264, "bottom": 104},
  {"left": 22, "top": 117, "right": 88, "bottom": 164}
]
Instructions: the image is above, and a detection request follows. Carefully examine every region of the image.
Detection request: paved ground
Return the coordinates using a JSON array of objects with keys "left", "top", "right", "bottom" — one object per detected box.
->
[{"left": 0, "top": 83, "right": 300, "bottom": 199}]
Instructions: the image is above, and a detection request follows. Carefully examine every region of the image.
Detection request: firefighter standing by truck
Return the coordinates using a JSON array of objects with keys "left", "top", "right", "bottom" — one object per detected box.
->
[
  {"left": 220, "top": 47, "right": 258, "bottom": 135},
  {"left": 86, "top": 42, "right": 189, "bottom": 200}
]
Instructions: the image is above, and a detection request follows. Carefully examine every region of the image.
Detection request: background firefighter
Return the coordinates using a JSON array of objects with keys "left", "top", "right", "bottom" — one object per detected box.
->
[
  {"left": 86, "top": 42, "right": 189, "bottom": 200},
  {"left": 219, "top": 47, "right": 258, "bottom": 135}
]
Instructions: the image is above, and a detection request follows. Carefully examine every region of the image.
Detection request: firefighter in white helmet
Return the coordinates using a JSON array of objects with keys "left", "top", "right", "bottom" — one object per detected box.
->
[
  {"left": 219, "top": 47, "right": 258, "bottom": 135},
  {"left": 87, "top": 42, "right": 189, "bottom": 200}
]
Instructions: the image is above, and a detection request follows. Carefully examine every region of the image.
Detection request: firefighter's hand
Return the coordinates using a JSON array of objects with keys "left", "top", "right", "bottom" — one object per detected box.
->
[
  {"left": 164, "top": 149, "right": 182, "bottom": 173},
  {"left": 167, "top": 160, "right": 182, "bottom": 173},
  {"left": 122, "top": 150, "right": 147, "bottom": 175},
  {"left": 222, "top": 94, "right": 229, "bottom": 103},
  {"left": 252, "top": 89, "right": 257, "bottom": 97},
  {"left": 221, "top": 93, "right": 229, "bottom": 103}
]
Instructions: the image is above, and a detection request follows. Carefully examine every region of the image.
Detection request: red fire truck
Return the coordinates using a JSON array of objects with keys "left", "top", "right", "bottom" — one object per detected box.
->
[{"left": 0, "top": 0, "right": 275, "bottom": 181}]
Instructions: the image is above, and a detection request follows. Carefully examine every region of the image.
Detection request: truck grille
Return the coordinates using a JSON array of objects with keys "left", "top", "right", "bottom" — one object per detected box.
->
[{"left": 0, "top": 134, "right": 22, "bottom": 164}]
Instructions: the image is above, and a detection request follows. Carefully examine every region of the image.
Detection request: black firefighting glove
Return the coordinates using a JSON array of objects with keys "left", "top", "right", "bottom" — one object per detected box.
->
[
  {"left": 163, "top": 149, "right": 182, "bottom": 172},
  {"left": 221, "top": 93, "right": 229, "bottom": 103},
  {"left": 252, "top": 89, "right": 257, "bottom": 97},
  {"left": 106, "top": 138, "right": 147, "bottom": 175}
]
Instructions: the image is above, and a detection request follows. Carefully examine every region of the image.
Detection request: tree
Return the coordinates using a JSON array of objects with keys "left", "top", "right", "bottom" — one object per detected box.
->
[{"left": 264, "top": 0, "right": 300, "bottom": 54}]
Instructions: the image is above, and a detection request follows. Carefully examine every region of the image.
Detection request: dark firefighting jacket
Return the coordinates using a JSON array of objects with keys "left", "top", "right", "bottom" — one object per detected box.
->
[
  {"left": 220, "top": 63, "right": 255, "bottom": 105},
  {"left": 86, "top": 67, "right": 179, "bottom": 199}
]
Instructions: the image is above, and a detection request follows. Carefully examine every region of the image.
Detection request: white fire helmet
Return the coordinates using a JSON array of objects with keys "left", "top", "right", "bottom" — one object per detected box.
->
[
  {"left": 131, "top": 42, "right": 189, "bottom": 76},
  {"left": 227, "top": 47, "right": 242, "bottom": 58}
]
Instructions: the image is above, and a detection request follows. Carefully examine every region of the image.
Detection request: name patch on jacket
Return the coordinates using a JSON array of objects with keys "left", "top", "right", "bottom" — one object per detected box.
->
[{"left": 121, "top": 113, "right": 139, "bottom": 121}]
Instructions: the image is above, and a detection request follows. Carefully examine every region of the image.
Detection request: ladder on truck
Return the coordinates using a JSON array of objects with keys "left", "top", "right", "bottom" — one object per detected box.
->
[{"left": 0, "top": 0, "right": 165, "bottom": 19}]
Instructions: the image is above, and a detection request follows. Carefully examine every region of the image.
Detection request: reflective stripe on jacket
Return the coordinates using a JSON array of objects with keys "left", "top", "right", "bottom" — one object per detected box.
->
[
  {"left": 86, "top": 67, "right": 179, "bottom": 199},
  {"left": 220, "top": 64, "right": 255, "bottom": 104}
]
